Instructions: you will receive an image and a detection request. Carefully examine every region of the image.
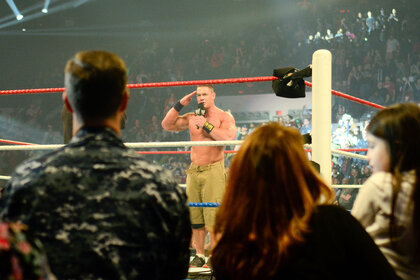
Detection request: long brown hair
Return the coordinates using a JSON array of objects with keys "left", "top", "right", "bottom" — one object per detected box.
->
[
  {"left": 212, "top": 122, "right": 334, "bottom": 279},
  {"left": 367, "top": 102, "right": 420, "bottom": 264}
]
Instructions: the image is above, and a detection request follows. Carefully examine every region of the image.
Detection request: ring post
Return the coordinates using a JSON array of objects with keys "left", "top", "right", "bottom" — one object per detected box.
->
[{"left": 312, "top": 49, "right": 332, "bottom": 185}]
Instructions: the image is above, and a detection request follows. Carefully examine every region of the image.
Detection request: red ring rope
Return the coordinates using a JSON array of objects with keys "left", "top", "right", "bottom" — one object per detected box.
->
[
  {"left": 0, "top": 139, "right": 35, "bottom": 145},
  {"left": 0, "top": 77, "right": 275, "bottom": 95},
  {"left": 136, "top": 149, "right": 367, "bottom": 155},
  {"left": 0, "top": 137, "right": 367, "bottom": 155},
  {"left": 136, "top": 150, "right": 242, "bottom": 155},
  {"left": 303, "top": 81, "right": 385, "bottom": 109},
  {"left": 0, "top": 76, "right": 386, "bottom": 110}
]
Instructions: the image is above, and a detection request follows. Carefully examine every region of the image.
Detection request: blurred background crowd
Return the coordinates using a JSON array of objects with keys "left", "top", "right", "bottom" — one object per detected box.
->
[{"left": 0, "top": 0, "right": 419, "bottom": 210}]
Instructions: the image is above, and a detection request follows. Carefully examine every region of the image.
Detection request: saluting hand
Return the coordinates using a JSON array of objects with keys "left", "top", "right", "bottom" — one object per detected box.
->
[{"left": 180, "top": 91, "right": 197, "bottom": 106}]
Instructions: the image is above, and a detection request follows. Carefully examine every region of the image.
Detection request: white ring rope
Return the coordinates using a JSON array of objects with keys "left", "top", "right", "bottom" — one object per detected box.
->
[
  {"left": 0, "top": 141, "right": 366, "bottom": 162},
  {"left": 0, "top": 141, "right": 366, "bottom": 183},
  {"left": 331, "top": 185, "right": 361, "bottom": 189},
  {"left": 0, "top": 141, "right": 242, "bottom": 151},
  {"left": 0, "top": 141, "right": 366, "bottom": 160},
  {"left": 331, "top": 149, "right": 367, "bottom": 161},
  {"left": 0, "top": 144, "right": 63, "bottom": 151}
]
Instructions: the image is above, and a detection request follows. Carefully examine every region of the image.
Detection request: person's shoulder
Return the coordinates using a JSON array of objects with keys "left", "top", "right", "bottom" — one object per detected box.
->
[
  {"left": 224, "top": 109, "right": 234, "bottom": 117},
  {"left": 315, "top": 204, "right": 350, "bottom": 218},
  {"left": 181, "top": 112, "right": 195, "bottom": 120},
  {"left": 363, "top": 172, "right": 392, "bottom": 191},
  {"left": 309, "top": 205, "right": 362, "bottom": 236},
  {"left": 124, "top": 158, "right": 187, "bottom": 206},
  {"left": 123, "top": 152, "right": 180, "bottom": 189},
  {"left": 9, "top": 148, "right": 64, "bottom": 181},
  {"left": 1, "top": 151, "right": 63, "bottom": 207},
  {"left": 368, "top": 171, "right": 392, "bottom": 181},
  {"left": 183, "top": 112, "right": 195, "bottom": 116},
  {"left": 217, "top": 108, "right": 235, "bottom": 120}
]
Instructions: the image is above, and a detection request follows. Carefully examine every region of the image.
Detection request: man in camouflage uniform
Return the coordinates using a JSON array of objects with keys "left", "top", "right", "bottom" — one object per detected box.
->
[{"left": 0, "top": 50, "right": 191, "bottom": 279}]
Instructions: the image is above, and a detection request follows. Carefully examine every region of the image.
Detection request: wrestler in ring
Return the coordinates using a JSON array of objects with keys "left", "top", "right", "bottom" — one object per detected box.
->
[{"left": 162, "top": 84, "right": 237, "bottom": 268}]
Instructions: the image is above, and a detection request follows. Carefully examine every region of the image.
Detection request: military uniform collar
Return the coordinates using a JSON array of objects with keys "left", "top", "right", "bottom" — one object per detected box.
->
[{"left": 70, "top": 126, "right": 123, "bottom": 146}]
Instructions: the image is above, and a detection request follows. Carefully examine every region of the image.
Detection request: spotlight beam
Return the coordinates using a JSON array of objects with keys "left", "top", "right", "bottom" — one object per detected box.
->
[
  {"left": 42, "top": 0, "right": 51, "bottom": 13},
  {"left": 5, "top": 0, "right": 23, "bottom": 20},
  {"left": 0, "top": 0, "right": 93, "bottom": 30}
]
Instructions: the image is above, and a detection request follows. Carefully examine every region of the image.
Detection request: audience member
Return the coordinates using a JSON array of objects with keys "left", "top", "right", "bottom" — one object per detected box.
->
[
  {"left": 0, "top": 50, "right": 191, "bottom": 279},
  {"left": 0, "top": 222, "right": 56, "bottom": 280},
  {"left": 352, "top": 103, "right": 420, "bottom": 279},
  {"left": 212, "top": 122, "right": 399, "bottom": 280}
]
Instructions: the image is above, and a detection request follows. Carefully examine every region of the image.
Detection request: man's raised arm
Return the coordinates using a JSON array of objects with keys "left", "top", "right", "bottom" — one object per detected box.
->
[{"left": 161, "top": 91, "right": 196, "bottom": 131}]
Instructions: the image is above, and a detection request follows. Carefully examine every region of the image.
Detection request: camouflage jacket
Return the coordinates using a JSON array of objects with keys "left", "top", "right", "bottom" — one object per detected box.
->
[{"left": 0, "top": 127, "right": 191, "bottom": 280}]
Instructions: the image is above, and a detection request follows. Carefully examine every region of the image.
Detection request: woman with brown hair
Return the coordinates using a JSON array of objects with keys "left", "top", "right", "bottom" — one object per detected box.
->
[
  {"left": 212, "top": 122, "right": 399, "bottom": 280},
  {"left": 352, "top": 103, "right": 420, "bottom": 279}
]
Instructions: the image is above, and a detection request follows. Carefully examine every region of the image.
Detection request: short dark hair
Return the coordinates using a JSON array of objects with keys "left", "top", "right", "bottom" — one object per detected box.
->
[
  {"left": 197, "top": 84, "right": 214, "bottom": 91},
  {"left": 65, "top": 50, "right": 127, "bottom": 120}
]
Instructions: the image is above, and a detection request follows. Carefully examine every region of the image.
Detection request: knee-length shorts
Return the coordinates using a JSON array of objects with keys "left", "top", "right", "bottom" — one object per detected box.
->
[{"left": 186, "top": 161, "right": 226, "bottom": 229}]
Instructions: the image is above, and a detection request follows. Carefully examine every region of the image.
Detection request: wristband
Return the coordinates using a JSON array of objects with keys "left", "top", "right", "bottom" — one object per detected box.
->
[
  {"left": 173, "top": 100, "right": 184, "bottom": 112},
  {"left": 202, "top": 121, "right": 214, "bottom": 134}
]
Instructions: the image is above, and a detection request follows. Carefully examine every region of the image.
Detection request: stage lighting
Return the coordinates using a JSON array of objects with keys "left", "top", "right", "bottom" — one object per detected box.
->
[
  {"left": 42, "top": 0, "right": 50, "bottom": 13},
  {"left": 6, "top": 0, "right": 24, "bottom": 21}
]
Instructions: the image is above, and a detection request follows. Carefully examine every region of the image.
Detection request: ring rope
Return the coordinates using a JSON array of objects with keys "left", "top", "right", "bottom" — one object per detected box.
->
[
  {"left": 0, "top": 141, "right": 367, "bottom": 191},
  {"left": 0, "top": 141, "right": 367, "bottom": 162},
  {"left": 189, "top": 184, "right": 363, "bottom": 207},
  {"left": 0, "top": 139, "right": 36, "bottom": 145},
  {"left": 0, "top": 76, "right": 385, "bottom": 110},
  {"left": 331, "top": 185, "right": 361, "bottom": 189},
  {"left": 0, "top": 139, "right": 367, "bottom": 155},
  {"left": 136, "top": 150, "right": 239, "bottom": 155},
  {"left": 305, "top": 81, "right": 386, "bottom": 110},
  {"left": 0, "top": 140, "right": 241, "bottom": 150},
  {"left": 329, "top": 149, "right": 367, "bottom": 161},
  {"left": 0, "top": 138, "right": 368, "bottom": 153},
  {"left": 188, "top": 202, "right": 220, "bottom": 208},
  {"left": 0, "top": 76, "right": 275, "bottom": 95}
]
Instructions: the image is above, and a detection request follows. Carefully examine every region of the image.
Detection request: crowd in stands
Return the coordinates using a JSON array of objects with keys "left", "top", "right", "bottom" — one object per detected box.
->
[{"left": 0, "top": 1, "right": 419, "bottom": 212}]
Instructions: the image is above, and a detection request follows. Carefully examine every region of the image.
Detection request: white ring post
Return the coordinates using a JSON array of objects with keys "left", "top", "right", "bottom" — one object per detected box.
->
[{"left": 312, "top": 49, "right": 332, "bottom": 185}]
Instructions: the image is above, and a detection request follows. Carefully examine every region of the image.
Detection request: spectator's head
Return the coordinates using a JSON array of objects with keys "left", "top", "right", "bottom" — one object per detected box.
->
[
  {"left": 213, "top": 122, "right": 334, "bottom": 279},
  {"left": 240, "top": 125, "right": 248, "bottom": 135},
  {"left": 342, "top": 177, "right": 350, "bottom": 184},
  {"left": 0, "top": 222, "right": 56, "bottom": 280},
  {"left": 351, "top": 167, "right": 359, "bottom": 177},
  {"left": 366, "top": 103, "right": 420, "bottom": 174},
  {"left": 63, "top": 50, "right": 128, "bottom": 128}
]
